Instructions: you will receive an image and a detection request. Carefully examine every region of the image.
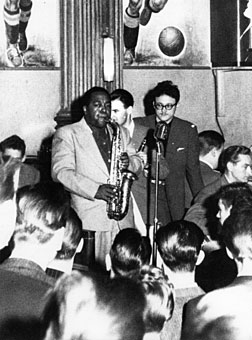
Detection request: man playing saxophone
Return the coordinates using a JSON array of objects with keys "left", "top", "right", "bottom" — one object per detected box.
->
[{"left": 51, "top": 86, "right": 143, "bottom": 269}]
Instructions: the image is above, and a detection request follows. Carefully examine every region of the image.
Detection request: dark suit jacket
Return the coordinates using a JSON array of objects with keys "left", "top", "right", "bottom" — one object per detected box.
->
[
  {"left": 133, "top": 115, "right": 203, "bottom": 221},
  {"left": 181, "top": 276, "right": 252, "bottom": 340},
  {"left": 185, "top": 161, "right": 221, "bottom": 208},
  {"left": 19, "top": 163, "right": 40, "bottom": 188},
  {"left": 0, "top": 258, "right": 55, "bottom": 338},
  {"left": 185, "top": 175, "right": 229, "bottom": 235}
]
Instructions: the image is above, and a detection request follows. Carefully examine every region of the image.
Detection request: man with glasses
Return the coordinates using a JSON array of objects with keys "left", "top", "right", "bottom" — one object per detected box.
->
[{"left": 132, "top": 80, "right": 203, "bottom": 227}]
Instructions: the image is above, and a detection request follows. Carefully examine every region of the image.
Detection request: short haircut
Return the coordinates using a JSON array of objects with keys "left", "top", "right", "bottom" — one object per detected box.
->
[
  {"left": 15, "top": 181, "right": 70, "bottom": 245},
  {"left": 156, "top": 221, "right": 204, "bottom": 272},
  {"left": 215, "top": 182, "right": 252, "bottom": 209},
  {"left": 55, "top": 207, "right": 82, "bottom": 260},
  {"left": 218, "top": 145, "right": 251, "bottom": 173},
  {"left": 138, "top": 265, "right": 174, "bottom": 333},
  {"left": 151, "top": 80, "right": 180, "bottom": 104},
  {"left": 111, "top": 89, "right": 134, "bottom": 108},
  {"left": 110, "top": 228, "right": 151, "bottom": 278},
  {"left": 222, "top": 208, "right": 252, "bottom": 258},
  {"left": 0, "top": 135, "right": 26, "bottom": 158},
  {"left": 43, "top": 271, "right": 146, "bottom": 340},
  {"left": 0, "top": 157, "right": 20, "bottom": 203},
  {"left": 198, "top": 130, "right": 225, "bottom": 156},
  {"left": 79, "top": 86, "right": 110, "bottom": 107}
]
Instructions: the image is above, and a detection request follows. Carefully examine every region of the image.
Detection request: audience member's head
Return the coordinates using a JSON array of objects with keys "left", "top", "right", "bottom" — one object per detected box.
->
[
  {"left": 138, "top": 265, "right": 174, "bottom": 336},
  {"left": 43, "top": 271, "right": 146, "bottom": 340},
  {"left": 54, "top": 207, "right": 83, "bottom": 261},
  {"left": 14, "top": 182, "right": 70, "bottom": 268},
  {"left": 222, "top": 208, "right": 252, "bottom": 262},
  {"left": 0, "top": 158, "right": 21, "bottom": 249},
  {"left": 215, "top": 182, "right": 252, "bottom": 225},
  {"left": 156, "top": 220, "right": 205, "bottom": 273},
  {"left": 108, "top": 228, "right": 151, "bottom": 278},
  {"left": 46, "top": 207, "right": 83, "bottom": 275},
  {"left": 218, "top": 145, "right": 252, "bottom": 182},
  {"left": 198, "top": 130, "right": 225, "bottom": 170},
  {"left": 0, "top": 135, "right": 26, "bottom": 162}
]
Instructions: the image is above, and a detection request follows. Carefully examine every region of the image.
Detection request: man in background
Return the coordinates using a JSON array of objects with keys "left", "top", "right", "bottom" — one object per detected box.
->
[
  {"left": 185, "top": 145, "right": 252, "bottom": 237},
  {"left": 185, "top": 130, "right": 225, "bottom": 209},
  {"left": 0, "top": 134, "right": 40, "bottom": 188}
]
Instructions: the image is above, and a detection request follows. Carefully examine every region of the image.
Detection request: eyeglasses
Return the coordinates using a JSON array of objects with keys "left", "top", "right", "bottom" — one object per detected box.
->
[{"left": 153, "top": 102, "right": 176, "bottom": 111}]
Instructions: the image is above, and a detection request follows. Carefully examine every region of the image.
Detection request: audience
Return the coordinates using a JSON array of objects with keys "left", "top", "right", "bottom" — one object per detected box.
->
[
  {"left": 185, "top": 145, "right": 252, "bottom": 238},
  {"left": 196, "top": 182, "right": 252, "bottom": 291},
  {"left": 0, "top": 135, "right": 40, "bottom": 188},
  {"left": 46, "top": 207, "right": 83, "bottom": 279},
  {"left": 42, "top": 271, "right": 146, "bottom": 340},
  {"left": 181, "top": 205, "right": 252, "bottom": 340},
  {"left": 138, "top": 265, "right": 174, "bottom": 340},
  {"left": 0, "top": 181, "right": 69, "bottom": 338},
  {"left": 156, "top": 220, "right": 205, "bottom": 340},
  {"left": 106, "top": 228, "right": 151, "bottom": 278}
]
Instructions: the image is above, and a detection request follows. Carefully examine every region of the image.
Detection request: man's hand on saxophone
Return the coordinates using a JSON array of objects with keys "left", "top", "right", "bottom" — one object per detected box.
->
[
  {"left": 95, "top": 184, "right": 118, "bottom": 203},
  {"left": 120, "top": 152, "right": 130, "bottom": 170}
]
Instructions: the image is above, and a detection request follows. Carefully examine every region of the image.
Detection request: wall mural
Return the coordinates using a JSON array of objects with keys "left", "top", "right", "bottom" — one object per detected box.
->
[
  {"left": 123, "top": 0, "right": 211, "bottom": 67},
  {"left": 0, "top": 0, "right": 60, "bottom": 68}
]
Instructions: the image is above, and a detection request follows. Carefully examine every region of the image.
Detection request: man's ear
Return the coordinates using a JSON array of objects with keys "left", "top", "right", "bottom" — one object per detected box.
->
[
  {"left": 105, "top": 253, "right": 112, "bottom": 272},
  {"left": 83, "top": 105, "right": 87, "bottom": 115},
  {"left": 126, "top": 106, "right": 133, "bottom": 117},
  {"left": 226, "top": 247, "right": 235, "bottom": 259},
  {"left": 226, "top": 161, "right": 233, "bottom": 173},
  {"left": 196, "top": 249, "right": 205, "bottom": 265},
  {"left": 76, "top": 238, "right": 84, "bottom": 254}
]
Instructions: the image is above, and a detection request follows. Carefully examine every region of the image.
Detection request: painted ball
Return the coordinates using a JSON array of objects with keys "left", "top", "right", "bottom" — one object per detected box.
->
[{"left": 158, "top": 26, "right": 185, "bottom": 57}]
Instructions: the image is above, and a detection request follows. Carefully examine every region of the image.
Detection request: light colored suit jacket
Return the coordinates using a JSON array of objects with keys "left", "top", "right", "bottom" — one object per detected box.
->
[{"left": 51, "top": 118, "right": 142, "bottom": 232}]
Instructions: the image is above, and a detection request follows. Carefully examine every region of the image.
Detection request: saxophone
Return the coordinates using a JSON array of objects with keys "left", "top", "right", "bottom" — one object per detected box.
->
[{"left": 107, "top": 120, "right": 137, "bottom": 221}]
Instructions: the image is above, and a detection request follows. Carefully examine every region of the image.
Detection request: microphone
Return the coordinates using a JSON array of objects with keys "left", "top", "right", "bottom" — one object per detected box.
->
[{"left": 154, "top": 122, "right": 169, "bottom": 141}]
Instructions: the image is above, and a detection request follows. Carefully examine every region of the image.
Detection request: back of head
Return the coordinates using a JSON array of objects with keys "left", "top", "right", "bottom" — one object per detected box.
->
[
  {"left": 222, "top": 208, "right": 252, "bottom": 259},
  {"left": 138, "top": 265, "right": 174, "bottom": 333},
  {"left": 215, "top": 182, "right": 252, "bottom": 210},
  {"left": 110, "top": 228, "right": 151, "bottom": 277},
  {"left": 55, "top": 207, "right": 82, "bottom": 260},
  {"left": 198, "top": 130, "right": 225, "bottom": 156},
  {"left": 156, "top": 221, "right": 204, "bottom": 272},
  {"left": 151, "top": 80, "right": 180, "bottom": 103},
  {"left": 218, "top": 145, "right": 251, "bottom": 173},
  {"left": 0, "top": 135, "right": 26, "bottom": 159},
  {"left": 15, "top": 181, "right": 70, "bottom": 245},
  {"left": 111, "top": 89, "right": 134, "bottom": 108},
  {"left": 43, "top": 272, "right": 146, "bottom": 340},
  {"left": 0, "top": 158, "right": 21, "bottom": 249}
]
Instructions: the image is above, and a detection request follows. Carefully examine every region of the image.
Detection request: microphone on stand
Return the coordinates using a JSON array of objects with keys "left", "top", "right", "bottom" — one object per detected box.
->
[{"left": 154, "top": 122, "right": 169, "bottom": 141}]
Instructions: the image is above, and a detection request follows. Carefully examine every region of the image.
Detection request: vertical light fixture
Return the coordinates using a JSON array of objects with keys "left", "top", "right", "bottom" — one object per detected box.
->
[
  {"left": 103, "top": 36, "right": 115, "bottom": 82},
  {"left": 102, "top": 0, "right": 114, "bottom": 82}
]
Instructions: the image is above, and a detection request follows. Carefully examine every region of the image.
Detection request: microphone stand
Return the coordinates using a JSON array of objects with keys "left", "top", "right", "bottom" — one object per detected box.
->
[{"left": 152, "top": 140, "right": 162, "bottom": 266}]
